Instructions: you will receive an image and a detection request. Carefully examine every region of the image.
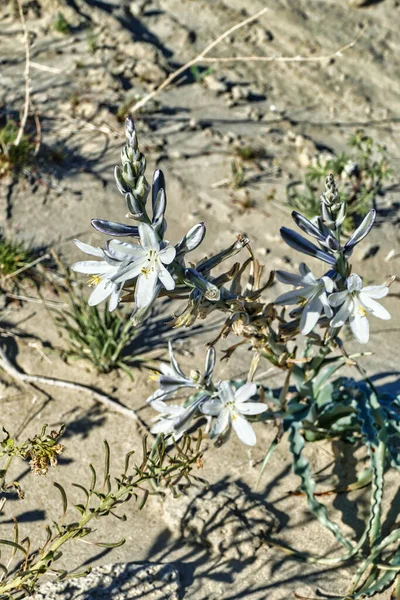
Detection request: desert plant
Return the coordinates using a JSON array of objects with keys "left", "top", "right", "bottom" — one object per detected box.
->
[
  {"left": 0, "top": 426, "right": 204, "bottom": 598},
  {"left": 287, "top": 130, "right": 392, "bottom": 230},
  {"left": 53, "top": 12, "right": 71, "bottom": 34},
  {"left": 0, "top": 119, "right": 35, "bottom": 179},
  {"left": 70, "top": 118, "right": 398, "bottom": 598}
]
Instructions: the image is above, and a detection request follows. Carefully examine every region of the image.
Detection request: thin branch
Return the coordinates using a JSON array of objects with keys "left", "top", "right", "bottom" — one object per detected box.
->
[
  {"left": 14, "top": 0, "right": 31, "bottom": 147},
  {"left": 130, "top": 7, "right": 269, "bottom": 113},
  {"left": 203, "top": 27, "right": 366, "bottom": 63},
  {"left": 30, "top": 61, "right": 63, "bottom": 74},
  {"left": 130, "top": 8, "right": 364, "bottom": 115},
  {"left": 0, "top": 346, "right": 150, "bottom": 429}
]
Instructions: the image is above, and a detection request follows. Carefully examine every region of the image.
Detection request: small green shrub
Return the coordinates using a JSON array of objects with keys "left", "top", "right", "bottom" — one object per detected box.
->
[
  {"left": 0, "top": 119, "right": 35, "bottom": 178},
  {"left": 53, "top": 12, "right": 71, "bottom": 34},
  {"left": 54, "top": 272, "right": 139, "bottom": 376}
]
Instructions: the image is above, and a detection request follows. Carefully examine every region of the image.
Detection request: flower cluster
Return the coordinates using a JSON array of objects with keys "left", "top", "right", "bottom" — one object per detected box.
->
[
  {"left": 72, "top": 118, "right": 251, "bottom": 325},
  {"left": 274, "top": 176, "right": 391, "bottom": 343},
  {"left": 147, "top": 345, "right": 268, "bottom": 446}
]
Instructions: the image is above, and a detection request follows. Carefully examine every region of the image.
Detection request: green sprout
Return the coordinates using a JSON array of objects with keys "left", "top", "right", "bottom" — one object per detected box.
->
[
  {"left": 53, "top": 12, "right": 71, "bottom": 34},
  {"left": 0, "top": 119, "right": 35, "bottom": 178}
]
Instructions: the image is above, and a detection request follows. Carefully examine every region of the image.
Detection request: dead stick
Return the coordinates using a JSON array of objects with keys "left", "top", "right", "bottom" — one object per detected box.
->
[
  {"left": 130, "top": 7, "right": 269, "bottom": 113},
  {"left": 0, "top": 346, "right": 150, "bottom": 429},
  {"left": 14, "top": 0, "right": 31, "bottom": 147}
]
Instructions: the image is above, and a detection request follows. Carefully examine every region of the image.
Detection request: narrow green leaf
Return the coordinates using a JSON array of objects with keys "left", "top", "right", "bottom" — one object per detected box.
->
[{"left": 53, "top": 482, "right": 68, "bottom": 520}]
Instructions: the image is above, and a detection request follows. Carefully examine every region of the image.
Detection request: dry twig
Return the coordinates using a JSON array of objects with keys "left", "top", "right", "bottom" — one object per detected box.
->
[
  {"left": 0, "top": 346, "right": 149, "bottom": 428},
  {"left": 14, "top": 0, "right": 31, "bottom": 147},
  {"left": 130, "top": 8, "right": 364, "bottom": 114}
]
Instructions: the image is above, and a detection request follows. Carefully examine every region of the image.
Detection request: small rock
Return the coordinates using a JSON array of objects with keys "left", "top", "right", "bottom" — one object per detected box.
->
[
  {"left": 231, "top": 85, "right": 250, "bottom": 102},
  {"left": 134, "top": 61, "right": 166, "bottom": 85},
  {"left": 203, "top": 74, "right": 228, "bottom": 93}
]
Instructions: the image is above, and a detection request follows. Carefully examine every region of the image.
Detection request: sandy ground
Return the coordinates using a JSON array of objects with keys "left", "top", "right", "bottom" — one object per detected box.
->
[{"left": 1, "top": 0, "right": 400, "bottom": 597}]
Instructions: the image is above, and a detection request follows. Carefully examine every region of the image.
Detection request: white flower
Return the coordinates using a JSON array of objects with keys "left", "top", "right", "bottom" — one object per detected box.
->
[
  {"left": 201, "top": 381, "right": 267, "bottom": 446},
  {"left": 71, "top": 240, "right": 127, "bottom": 311},
  {"left": 112, "top": 222, "right": 176, "bottom": 309},
  {"left": 150, "top": 396, "right": 205, "bottom": 439},
  {"left": 274, "top": 263, "right": 334, "bottom": 335},
  {"left": 329, "top": 273, "right": 390, "bottom": 344}
]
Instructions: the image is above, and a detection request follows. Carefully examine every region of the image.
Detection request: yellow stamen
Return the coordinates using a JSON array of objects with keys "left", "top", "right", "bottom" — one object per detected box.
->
[{"left": 88, "top": 275, "right": 101, "bottom": 287}]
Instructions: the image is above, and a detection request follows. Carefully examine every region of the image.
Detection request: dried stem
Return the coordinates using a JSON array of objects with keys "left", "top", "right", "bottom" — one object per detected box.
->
[
  {"left": 130, "top": 7, "right": 269, "bottom": 113},
  {"left": 14, "top": 0, "right": 31, "bottom": 147},
  {"left": 130, "top": 8, "right": 364, "bottom": 114},
  {"left": 0, "top": 346, "right": 150, "bottom": 430}
]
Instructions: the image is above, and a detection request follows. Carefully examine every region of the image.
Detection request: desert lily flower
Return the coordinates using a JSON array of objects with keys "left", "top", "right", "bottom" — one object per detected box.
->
[
  {"left": 329, "top": 273, "right": 390, "bottom": 344},
  {"left": 150, "top": 395, "right": 207, "bottom": 439},
  {"left": 201, "top": 381, "right": 267, "bottom": 446},
  {"left": 71, "top": 240, "right": 129, "bottom": 311},
  {"left": 147, "top": 342, "right": 216, "bottom": 403},
  {"left": 112, "top": 222, "right": 176, "bottom": 309},
  {"left": 275, "top": 263, "right": 334, "bottom": 334}
]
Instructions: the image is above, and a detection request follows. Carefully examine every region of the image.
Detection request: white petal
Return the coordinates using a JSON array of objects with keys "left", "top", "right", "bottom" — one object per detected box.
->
[
  {"left": 274, "top": 289, "right": 305, "bottom": 305},
  {"left": 135, "top": 270, "right": 158, "bottom": 308},
  {"left": 275, "top": 270, "right": 304, "bottom": 286},
  {"left": 156, "top": 262, "right": 175, "bottom": 291},
  {"left": 210, "top": 408, "right": 230, "bottom": 438},
  {"left": 234, "top": 382, "right": 257, "bottom": 404},
  {"left": 231, "top": 414, "right": 257, "bottom": 446},
  {"left": 300, "top": 296, "right": 323, "bottom": 334},
  {"left": 359, "top": 294, "right": 391, "bottom": 321},
  {"left": 347, "top": 274, "right": 363, "bottom": 293},
  {"left": 139, "top": 222, "right": 160, "bottom": 252},
  {"left": 108, "top": 239, "right": 146, "bottom": 258},
  {"left": 71, "top": 260, "right": 112, "bottom": 274},
  {"left": 159, "top": 246, "right": 176, "bottom": 265},
  {"left": 320, "top": 292, "right": 333, "bottom": 319},
  {"left": 362, "top": 285, "right": 389, "bottom": 300},
  {"left": 74, "top": 239, "right": 103, "bottom": 257},
  {"left": 328, "top": 290, "right": 349, "bottom": 307},
  {"left": 236, "top": 402, "right": 267, "bottom": 415},
  {"left": 330, "top": 297, "right": 353, "bottom": 327},
  {"left": 88, "top": 278, "right": 114, "bottom": 306},
  {"left": 349, "top": 309, "right": 369, "bottom": 344},
  {"left": 218, "top": 381, "right": 235, "bottom": 404},
  {"left": 108, "top": 285, "right": 121, "bottom": 312},
  {"left": 113, "top": 258, "right": 148, "bottom": 284},
  {"left": 201, "top": 398, "right": 225, "bottom": 416},
  {"left": 151, "top": 418, "right": 174, "bottom": 435},
  {"left": 321, "top": 276, "right": 335, "bottom": 293}
]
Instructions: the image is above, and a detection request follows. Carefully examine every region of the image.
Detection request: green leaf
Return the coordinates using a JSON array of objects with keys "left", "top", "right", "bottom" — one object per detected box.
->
[{"left": 53, "top": 482, "right": 68, "bottom": 520}]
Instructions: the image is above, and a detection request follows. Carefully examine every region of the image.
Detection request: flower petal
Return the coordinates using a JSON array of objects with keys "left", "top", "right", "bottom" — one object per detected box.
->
[
  {"left": 108, "top": 285, "right": 121, "bottom": 312},
  {"left": 139, "top": 222, "right": 160, "bottom": 252},
  {"left": 236, "top": 402, "right": 267, "bottom": 415},
  {"left": 300, "top": 295, "right": 323, "bottom": 335},
  {"left": 88, "top": 278, "right": 115, "bottom": 306},
  {"left": 159, "top": 246, "right": 176, "bottom": 265},
  {"left": 349, "top": 308, "right": 369, "bottom": 344},
  {"left": 359, "top": 294, "right": 391, "bottom": 320},
  {"left": 232, "top": 414, "right": 257, "bottom": 446},
  {"left": 74, "top": 239, "right": 103, "bottom": 257},
  {"left": 280, "top": 227, "right": 336, "bottom": 265},
  {"left": 347, "top": 273, "right": 363, "bottom": 293},
  {"left": 176, "top": 223, "right": 206, "bottom": 254},
  {"left": 71, "top": 260, "right": 112, "bottom": 274},
  {"left": 344, "top": 209, "right": 376, "bottom": 251},
  {"left": 201, "top": 398, "right": 225, "bottom": 416},
  {"left": 91, "top": 219, "right": 139, "bottom": 238},
  {"left": 135, "top": 270, "right": 159, "bottom": 308},
  {"left": 291, "top": 211, "right": 326, "bottom": 242},
  {"left": 328, "top": 290, "right": 349, "bottom": 307},
  {"left": 362, "top": 285, "right": 389, "bottom": 299},
  {"left": 218, "top": 380, "right": 236, "bottom": 404},
  {"left": 330, "top": 297, "right": 353, "bottom": 328},
  {"left": 275, "top": 270, "right": 304, "bottom": 286},
  {"left": 108, "top": 239, "right": 146, "bottom": 258},
  {"left": 210, "top": 408, "right": 230, "bottom": 438},
  {"left": 113, "top": 258, "right": 148, "bottom": 283},
  {"left": 157, "top": 262, "right": 175, "bottom": 291},
  {"left": 234, "top": 382, "right": 257, "bottom": 404}
]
